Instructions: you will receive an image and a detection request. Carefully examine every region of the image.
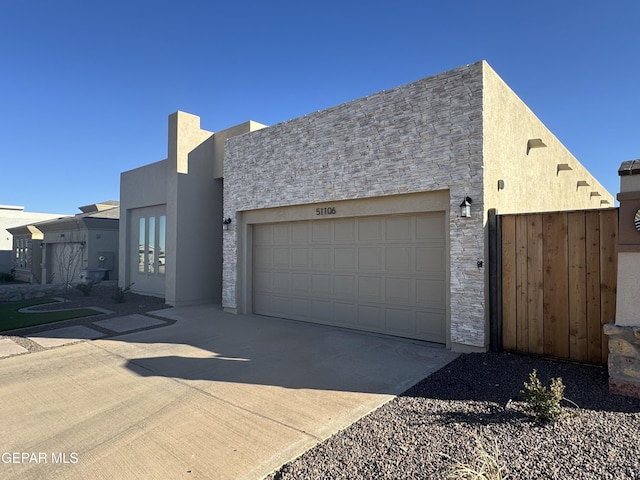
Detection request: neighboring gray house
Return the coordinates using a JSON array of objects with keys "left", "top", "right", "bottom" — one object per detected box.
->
[
  {"left": 120, "top": 60, "right": 613, "bottom": 352},
  {"left": 0, "top": 205, "right": 67, "bottom": 274},
  {"left": 8, "top": 201, "right": 120, "bottom": 285}
]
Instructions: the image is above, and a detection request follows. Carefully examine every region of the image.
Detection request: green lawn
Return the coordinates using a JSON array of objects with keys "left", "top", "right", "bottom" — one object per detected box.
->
[{"left": 0, "top": 298, "right": 102, "bottom": 332}]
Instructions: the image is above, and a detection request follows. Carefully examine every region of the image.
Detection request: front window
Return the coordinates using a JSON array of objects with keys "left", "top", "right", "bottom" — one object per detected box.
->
[
  {"left": 138, "top": 215, "right": 166, "bottom": 276},
  {"left": 138, "top": 218, "right": 146, "bottom": 273},
  {"left": 13, "top": 237, "right": 31, "bottom": 270}
]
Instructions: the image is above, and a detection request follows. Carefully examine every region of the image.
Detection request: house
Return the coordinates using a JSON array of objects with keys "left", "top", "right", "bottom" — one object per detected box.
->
[
  {"left": 8, "top": 201, "right": 120, "bottom": 285},
  {"left": 0, "top": 205, "right": 68, "bottom": 275},
  {"left": 120, "top": 60, "right": 614, "bottom": 352}
]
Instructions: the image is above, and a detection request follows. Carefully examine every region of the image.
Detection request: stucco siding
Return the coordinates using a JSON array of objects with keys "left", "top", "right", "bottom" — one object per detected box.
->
[
  {"left": 119, "top": 159, "right": 168, "bottom": 292},
  {"left": 224, "top": 62, "right": 487, "bottom": 348},
  {"left": 483, "top": 63, "right": 614, "bottom": 215},
  {"left": 120, "top": 160, "right": 168, "bottom": 210}
]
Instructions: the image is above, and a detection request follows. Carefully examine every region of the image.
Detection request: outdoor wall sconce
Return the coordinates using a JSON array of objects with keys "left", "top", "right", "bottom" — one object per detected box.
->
[
  {"left": 460, "top": 197, "right": 473, "bottom": 218},
  {"left": 223, "top": 218, "right": 232, "bottom": 230}
]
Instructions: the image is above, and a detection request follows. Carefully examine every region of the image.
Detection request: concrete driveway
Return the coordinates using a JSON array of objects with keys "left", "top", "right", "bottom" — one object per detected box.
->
[{"left": 0, "top": 305, "right": 458, "bottom": 479}]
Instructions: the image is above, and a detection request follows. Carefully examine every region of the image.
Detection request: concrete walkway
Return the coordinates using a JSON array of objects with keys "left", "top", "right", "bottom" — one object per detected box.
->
[{"left": 0, "top": 305, "right": 458, "bottom": 479}]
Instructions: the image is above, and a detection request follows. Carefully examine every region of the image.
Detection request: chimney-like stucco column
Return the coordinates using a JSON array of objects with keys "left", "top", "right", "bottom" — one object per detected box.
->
[{"left": 604, "top": 160, "right": 640, "bottom": 397}]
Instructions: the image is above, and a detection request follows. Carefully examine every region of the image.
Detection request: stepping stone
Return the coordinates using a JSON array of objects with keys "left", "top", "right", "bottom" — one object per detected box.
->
[
  {"left": 93, "top": 314, "right": 166, "bottom": 333},
  {"left": 0, "top": 338, "right": 29, "bottom": 357},
  {"left": 27, "top": 326, "right": 105, "bottom": 348}
]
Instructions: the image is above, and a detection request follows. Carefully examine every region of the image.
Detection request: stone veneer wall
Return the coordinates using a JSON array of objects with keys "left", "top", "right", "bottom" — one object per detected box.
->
[
  {"left": 604, "top": 322, "right": 640, "bottom": 397},
  {"left": 223, "top": 62, "right": 486, "bottom": 348}
]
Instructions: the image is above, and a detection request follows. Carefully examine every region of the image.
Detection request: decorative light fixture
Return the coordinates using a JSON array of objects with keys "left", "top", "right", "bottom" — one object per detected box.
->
[
  {"left": 460, "top": 196, "right": 472, "bottom": 218},
  {"left": 223, "top": 217, "right": 232, "bottom": 230}
]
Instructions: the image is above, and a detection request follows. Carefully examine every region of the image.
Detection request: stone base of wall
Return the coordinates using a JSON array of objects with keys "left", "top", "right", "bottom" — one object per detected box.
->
[{"left": 604, "top": 322, "right": 640, "bottom": 398}]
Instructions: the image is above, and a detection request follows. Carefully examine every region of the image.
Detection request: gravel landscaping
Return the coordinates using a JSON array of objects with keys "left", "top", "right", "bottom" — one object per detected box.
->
[
  {"left": 3, "top": 283, "right": 639, "bottom": 478},
  {"left": 268, "top": 352, "right": 640, "bottom": 480}
]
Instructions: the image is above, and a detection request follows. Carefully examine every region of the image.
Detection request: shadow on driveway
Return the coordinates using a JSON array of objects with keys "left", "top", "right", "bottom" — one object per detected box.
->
[{"left": 119, "top": 304, "right": 459, "bottom": 396}]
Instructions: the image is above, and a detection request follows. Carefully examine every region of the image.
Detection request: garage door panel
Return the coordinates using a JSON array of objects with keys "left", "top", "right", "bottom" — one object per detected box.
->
[
  {"left": 417, "top": 311, "right": 446, "bottom": 342},
  {"left": 385, "top": 277, "right": 413, "bottom": 303},
  {"left": 416, "top": 279, "right": 445, "bottom": 305},
  {"left": 291, "top": 248, "right": 309, "bottom": 268},
  {"left": 290, "top": 298, "right": 310, "bottom": 318},
  {"left": 386, "top": 247, "right": 412, "bottom": 271},
  {"left": 312, "top": 222, "right": 331, "bottom": 242},
  {"left": 255, "top": 247, "right": 273, "bottom": 268},
  {"left": 358, "top": 219, "right": 383, "bottom": 242},
  {"left": 311, "top": 249, "right": 332, "bottom": 270},
  {"left": 358, "top": 276, "right": 382, "bottom": 299},
  {"left": 358, "top": 305, "right": 385, "bottom": 329},
  {"left": 358, "top": 247, "right": 383, "bottom": 271},
  {"left": 416, "top": 247, "right": 445, "bottom": 272},
  {"left": 255, "top": 225, "right": 274, "bottom": 244},
  {"left": 291, "top": 223, "right": 309, "bottom": 243},
  {"left": 254, "top": 271, "right": 273, "bottom": 292},
  {"left": 417, "top": 214, "right": 445, "bottom": 240},
  {"left": 273, "top": 248, "right": 290, "bottom": 268},
  {"left": 334, "top": 247, "right": 356, "bottom": 270},
  {"left": 334, "top": 275, "right": 356, "bottom": 298},
  {"left": 334, "top": 303, "right": 357, "bottom": 325},
  {"left": 334, "top": 221, "right": 356, "bottom": 242},
  {"left": 311, "top": 299, "right": 334, "bottom": 322},
  {"left": 291, "top": 273, "right": 309, "bottom": 294},
  {"left": 272, "top": 272, "right": 290, "bottom": 292},
  {"left": 385, "top": 308, "right": 414, "bottom": 335},
  {"left": 386, "top": 217, "right": 412, "bottom": 241},
  {"left": 254, "top": 293, "right": 290, "bottom": 317},
  {"left": 253, "top": 213, "right": 446, "bottom": 344},
  {"left": 310, "top": 274, "right": 332, "bottom": 296},
  {"left": 273, "top": 224, "right": 290, "bottom": 243}
]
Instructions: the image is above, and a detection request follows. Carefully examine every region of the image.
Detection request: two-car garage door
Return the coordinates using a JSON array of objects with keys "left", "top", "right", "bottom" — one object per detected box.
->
[{"left": 252, "top": 213, "right": 447, "bottom": 343}]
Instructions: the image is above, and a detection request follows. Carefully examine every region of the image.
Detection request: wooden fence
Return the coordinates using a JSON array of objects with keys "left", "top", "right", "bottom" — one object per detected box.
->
[{"left": 500, "top": 208, "right": 618, "bottom": 364}]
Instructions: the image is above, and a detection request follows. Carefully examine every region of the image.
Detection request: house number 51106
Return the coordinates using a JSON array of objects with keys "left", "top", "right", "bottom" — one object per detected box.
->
[{"left": 316, "top": 207, "right": 336, "bottom": 216}]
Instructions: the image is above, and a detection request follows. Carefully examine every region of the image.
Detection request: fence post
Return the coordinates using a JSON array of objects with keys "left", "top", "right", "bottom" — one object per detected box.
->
[{"left": 488, "top": 208, "right": 502, "bottom": 352}]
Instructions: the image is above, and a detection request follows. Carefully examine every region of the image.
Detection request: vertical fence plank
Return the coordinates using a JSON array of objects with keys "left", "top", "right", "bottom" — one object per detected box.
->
[
  {"left": 527, "top": 214, "right": 544, "bottom": 354},
  {"left": 501, "top": 216, "right": 517, "bottom": 351},
  {"left": 585, "top": 211, "right": 602, "bottom": 363},
  {"left": 543, "top": 212, "right": 570, "bottom": 359},
  {"left": 600, "top": 210, "right": 618, "bottom": 363},
  {"left": 516, "top": 215, "right": 529, "bottom": 352},
  {"left": 567, "top": 212, "right": 588, "bottom": 362},
  {"left": 500, "top": 209, "right": 616, "bottom": 364}
]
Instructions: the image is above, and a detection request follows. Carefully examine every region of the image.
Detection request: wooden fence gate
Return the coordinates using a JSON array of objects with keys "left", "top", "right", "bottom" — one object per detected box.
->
[{"left": 498, "top": 208, "right": 618, "bottom": 364}]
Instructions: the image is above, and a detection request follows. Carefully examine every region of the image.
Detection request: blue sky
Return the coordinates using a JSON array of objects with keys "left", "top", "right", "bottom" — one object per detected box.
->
[{"left": 1, "top": 0, "right": 635, "bottom": 214}]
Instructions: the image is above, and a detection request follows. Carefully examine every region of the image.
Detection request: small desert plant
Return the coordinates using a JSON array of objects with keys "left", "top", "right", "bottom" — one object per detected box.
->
[
  {"left": 520, "top": 369, "right": 566, "bottom": 422},
  {"left": 445, "top": 434, "right": 508, "bottom": 480},
  {"left": 112, "top": 283, "right": 134, "bottom": 303},
  {"left": 75, "top": 281, "right": 95, "bottom": 296}
]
